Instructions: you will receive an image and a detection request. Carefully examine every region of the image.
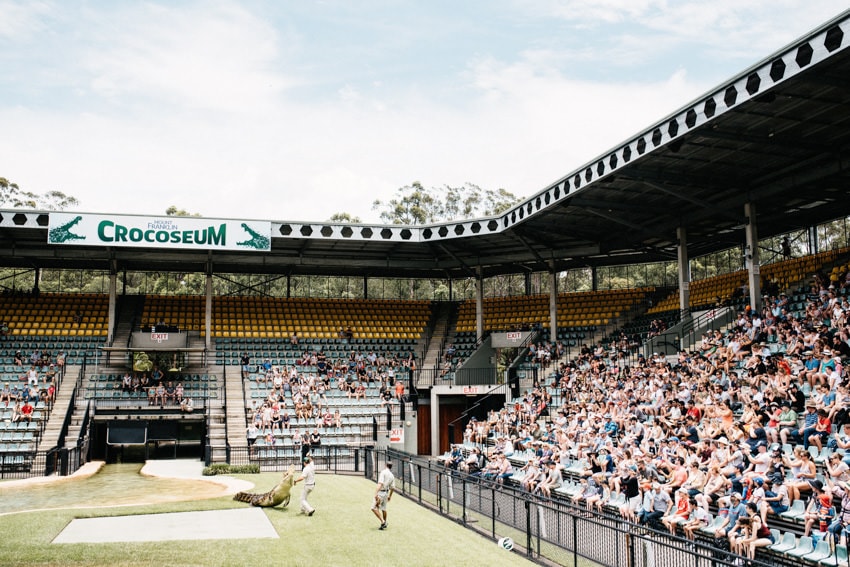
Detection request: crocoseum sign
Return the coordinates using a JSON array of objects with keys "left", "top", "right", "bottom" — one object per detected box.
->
[{"left": 48, "top": 213, "right": 271, "bottom": 252}]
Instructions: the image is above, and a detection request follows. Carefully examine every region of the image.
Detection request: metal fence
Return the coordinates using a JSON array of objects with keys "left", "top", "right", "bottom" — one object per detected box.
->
[
  {"left": 0, "top": 442, "right": 89, "bottom": 480},
  {"left": 223, "top": 445, "right": 368, "bottom": 474},
  {"left": 366, "top": 448, "right": 803, "bottom": 567}
]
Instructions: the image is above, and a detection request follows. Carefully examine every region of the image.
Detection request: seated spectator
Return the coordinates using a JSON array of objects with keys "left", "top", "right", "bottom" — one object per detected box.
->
[
  {"left": 154, "top": 383, "right": 166, "bottom": 406},
  {"left": 20, "top": 399, "right": 34, "bottom": 422},
  {"left": 460, "top": 447, "right": 484, "bottom": 475},
  {"left": 520, "top": 459, "right": 543, "bottom": 492},
  {"left": 661, "top": 488, "right": 691, "bottom": 535},
  {"left": 180, "top": 397, "right": 194, "bottom": 413},
  {"left": 0, "top": 382, "right": 12, "bottom": 407},
  {"left": 165, "top": 382, "right": 176, "bottom": 405},
  {"left": 802, "top": 479, "right": 833, "bottom": 537},
  {"left": 10, "top": 401, "right": 22, "bottom": 423},
  {"left": 762, "top": 473, "right": 789, "bottom": 517}
]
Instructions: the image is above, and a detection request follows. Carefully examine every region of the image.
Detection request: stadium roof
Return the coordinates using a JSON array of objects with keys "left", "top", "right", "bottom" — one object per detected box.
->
[{"left": 1, "top": 10, "right": 849, "bottom": 281}]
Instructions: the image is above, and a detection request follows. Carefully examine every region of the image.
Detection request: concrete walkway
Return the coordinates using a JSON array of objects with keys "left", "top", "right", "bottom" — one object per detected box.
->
[
  {"left": 53, "top": 508, "right": 278, "bottom": 543},
  {"left": 52, "top": 459, "right": 272, "bottom": 544}
]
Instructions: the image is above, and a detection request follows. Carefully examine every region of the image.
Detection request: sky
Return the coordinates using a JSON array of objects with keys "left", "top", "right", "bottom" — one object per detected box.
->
[{"left": 0, "top": 1, "right": 846, "bottom": 223}]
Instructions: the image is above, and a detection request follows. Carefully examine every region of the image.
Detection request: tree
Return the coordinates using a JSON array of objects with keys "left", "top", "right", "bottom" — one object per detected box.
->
[
  {"left": 328, "top": 212, "right": 361, "bottom": 223},
  {"left": 373, "top": 181, "right": 521, "bottom": 225},
  {"left": 373, "top": 181, "right": 442, "bottom": 225},
  {"left": 166, "top": 206, "right": 201, "bottom": 217},
  {"left": 0, "top": 177, "right": 79, "bottom": 210}
]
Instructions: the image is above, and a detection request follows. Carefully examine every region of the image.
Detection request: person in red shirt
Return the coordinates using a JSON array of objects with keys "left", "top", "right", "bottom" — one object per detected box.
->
[
  {"left": 685, "top": 400, "right": 702, "bottom": 422},
  {"left": 20, "top": 400, "right": 34, "bottom": 422},
  {"left": 807, "top": 408, "right": 832, "bottom": 452},
  {"left": 661, "top": 488, "right": 691, "bottom": 535}
]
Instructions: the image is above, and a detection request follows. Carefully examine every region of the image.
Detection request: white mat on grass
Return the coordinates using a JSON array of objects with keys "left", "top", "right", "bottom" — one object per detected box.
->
[{"left": 53, "top": 508, "right": 278, "bottom": 544}]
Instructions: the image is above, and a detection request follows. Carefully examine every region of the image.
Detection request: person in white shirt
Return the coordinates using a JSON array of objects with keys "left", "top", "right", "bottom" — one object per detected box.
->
[
  {"left": 372, "top": 462, "right": 395, "bottom": 530},
  {"left": 293, "top": 455, "right": 316, "bottom": 516}
]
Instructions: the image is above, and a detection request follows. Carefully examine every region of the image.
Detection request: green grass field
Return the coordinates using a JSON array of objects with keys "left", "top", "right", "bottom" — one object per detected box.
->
[{"left": 0, "top": 471, "right": 537, "bottom": 567}]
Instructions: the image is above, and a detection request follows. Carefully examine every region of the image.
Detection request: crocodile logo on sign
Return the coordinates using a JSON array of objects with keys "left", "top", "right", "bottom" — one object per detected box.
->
[
  {"left": 48, "top": 216, "right": 86, "bottom": 243},
  {"left": 237, "top": 223, "right": 270, "bottom": 250}
]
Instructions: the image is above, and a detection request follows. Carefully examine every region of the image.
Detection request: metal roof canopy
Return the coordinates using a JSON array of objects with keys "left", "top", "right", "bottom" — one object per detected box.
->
[{"left": 1, "top": 11, "right": 849, "bottom": 281}]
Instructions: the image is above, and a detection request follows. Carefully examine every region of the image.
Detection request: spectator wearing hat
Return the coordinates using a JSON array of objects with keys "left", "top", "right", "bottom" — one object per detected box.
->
[
  {"left": 781, "top": 401, "right": 818, "bottom": 445},
  {"left": 715, "top": 492, "right": 747, "bottom": 542},
  {"left": 802, "top": 479, "right": 833, "bottom": 537},
  {"left": 741, "top": 442, "right": 772, "bottom": 484},
  {"left": 763, "top": 473, "right": 789, "bottom": 517}
]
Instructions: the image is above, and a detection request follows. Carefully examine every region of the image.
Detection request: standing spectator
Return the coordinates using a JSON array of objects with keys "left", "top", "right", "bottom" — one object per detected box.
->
[{"left": 241, "top": 352, "right": 251, "bottom": 378}]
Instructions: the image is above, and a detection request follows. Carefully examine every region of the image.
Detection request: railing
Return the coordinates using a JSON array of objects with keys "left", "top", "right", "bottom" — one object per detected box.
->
[
  {"left": 366, "top": 448, "right": 800, "bottom": 567},
  {"left": 83, "top": 383, "right": 221, "bottom": 410},
  {"left": 225, "top": 444, "right": 367, "bottom": 473},
  {"left": 417, "top": 366, "right": 500, "bottom": 387},
  {"left": 1, "top": 442, "right": 89, "bottom": 481},
  {"left": 645, "top": 305, "right": 735, "bottom": 356}
]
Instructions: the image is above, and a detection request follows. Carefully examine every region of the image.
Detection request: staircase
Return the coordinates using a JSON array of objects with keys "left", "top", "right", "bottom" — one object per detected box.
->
[
  {"left": 419, "top": 302, "right": 452, "bottom": 386},
  {"left": 38, "top": 367, "right": 80, "bottom": 449},
  {"left": 222, "top": 367, "right": 248, "bottom": 460}
]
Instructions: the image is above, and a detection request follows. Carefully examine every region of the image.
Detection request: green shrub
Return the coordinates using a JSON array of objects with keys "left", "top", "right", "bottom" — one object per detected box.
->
[{"left": 202, "top": 463, "right": 260, "bottom": 476}]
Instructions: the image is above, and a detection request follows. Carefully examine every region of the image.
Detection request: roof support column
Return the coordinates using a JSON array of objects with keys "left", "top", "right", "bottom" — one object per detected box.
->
[
  {"left": 677, "top": 226, "right": 690, "bottom": 319},
  {"left": 549, "top": 265, "right": 558, "bottom": 343},
  {"left": 745, "top": 202, "right": 762, "bottom": 313},
  {"left": 205, "top": 261, "right": 212, "bottom": 351},
  {"left": 808, "top": 226, "right": 819, "bottom": 255},
  {"left": 524, "top": 273, "right": 531, "bottom": 295},
  {"left": 591, "top": 266, "right": 598, "bottom": 291},
  {"left": 475, "top": 268, "right": 484, "bottom": 341},
  {"left": 107, "top": 263, "right": 117, "bottom": 344}
]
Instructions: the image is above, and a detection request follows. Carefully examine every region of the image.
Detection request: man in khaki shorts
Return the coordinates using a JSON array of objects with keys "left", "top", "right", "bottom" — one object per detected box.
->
[{"left": 372, "top": 462, "right": 395, "bottom": 530}]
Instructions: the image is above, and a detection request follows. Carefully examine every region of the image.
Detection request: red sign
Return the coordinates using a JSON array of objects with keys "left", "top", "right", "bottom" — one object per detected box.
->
[
  {"left": 506, "top": 331, "right": 521, "bottom": 341},
  {"left": 389, "top": 428, "right": 404, "bottom": 443},
  {"left": 151, "top": 333, "right": 169, "bottom": 343},
  {"left": 462, "top": 386, "right": 480, "bottom": 395}
]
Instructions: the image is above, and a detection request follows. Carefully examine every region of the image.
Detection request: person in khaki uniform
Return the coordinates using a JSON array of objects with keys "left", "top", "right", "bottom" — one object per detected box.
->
[{"left": 372, "top": 462, "right": 395, "bottom": 530}]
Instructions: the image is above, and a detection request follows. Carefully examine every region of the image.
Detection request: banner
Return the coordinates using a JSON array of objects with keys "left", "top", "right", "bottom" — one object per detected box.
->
[{"left": 48, "top": 213, "right": 271, "bottom": 252}]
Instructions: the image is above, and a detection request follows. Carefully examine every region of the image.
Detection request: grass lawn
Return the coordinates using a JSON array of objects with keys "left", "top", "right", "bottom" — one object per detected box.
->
[{"left": 0, "top": 471, "right": 537, "bottom": 567}]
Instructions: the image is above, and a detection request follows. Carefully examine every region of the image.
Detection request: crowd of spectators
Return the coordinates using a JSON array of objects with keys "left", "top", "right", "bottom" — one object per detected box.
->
[
  {"left": 245, "top": 345, "right": 411, "bottom": 452},
  {"left": 451, "top": 272, "right": 850, "bottom": 554},
  {"left": 2, "top": 348, "right": 61, "bottom": 410}
]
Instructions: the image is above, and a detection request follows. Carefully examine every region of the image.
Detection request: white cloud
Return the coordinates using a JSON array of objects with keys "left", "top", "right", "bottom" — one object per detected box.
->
[
  {"left": 0, "top": 0, "right": 53, "bottom": 41},
  {"left": 0, "top": 2, "right": 846, "bottom": 225},
  {"left": 79, "top": 2, "right": 292, "bottom": 113},
  {"left": 522, "top": 0, "right": 844, "bottom": 63}
]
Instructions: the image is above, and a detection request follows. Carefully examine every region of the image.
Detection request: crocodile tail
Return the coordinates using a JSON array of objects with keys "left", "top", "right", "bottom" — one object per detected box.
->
[{"left": 233, "top": 491, "right": 255, "bottom": 503}]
